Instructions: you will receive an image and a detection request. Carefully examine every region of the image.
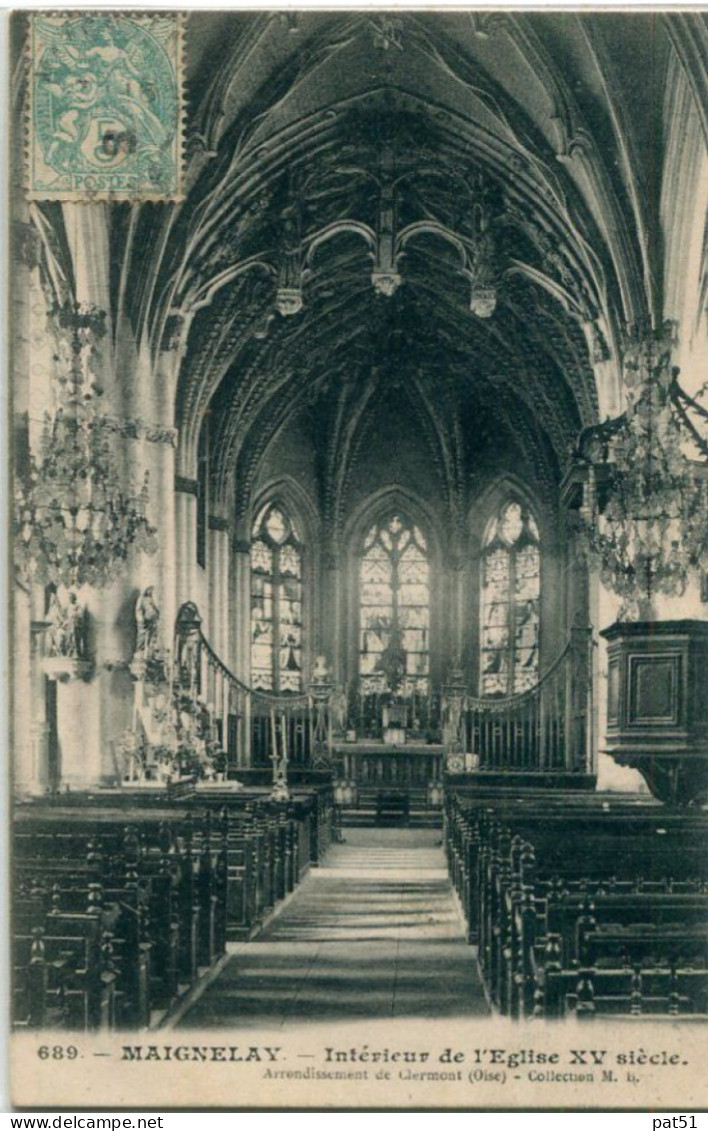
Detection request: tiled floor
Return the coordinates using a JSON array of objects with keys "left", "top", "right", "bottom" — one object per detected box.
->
[{"left": 178, "top": 828, "right": 490, "bottom": 1029}]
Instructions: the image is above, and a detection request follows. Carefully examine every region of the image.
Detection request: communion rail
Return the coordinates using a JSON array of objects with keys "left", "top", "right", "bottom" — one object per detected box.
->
[
  {"left": 176, "top": 603, "right": 332, "bottom": 771},
  {"left": 448, "top": 628, "right": 594, "bottom": 775}
]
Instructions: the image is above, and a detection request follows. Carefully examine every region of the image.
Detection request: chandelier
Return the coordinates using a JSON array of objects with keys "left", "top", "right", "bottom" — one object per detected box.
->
[
  {"left": 14, "top": 302, "right": 157, "bottom": 590},
  {"left": 577, "top": 331, "right": 708, "bottom": 615}
]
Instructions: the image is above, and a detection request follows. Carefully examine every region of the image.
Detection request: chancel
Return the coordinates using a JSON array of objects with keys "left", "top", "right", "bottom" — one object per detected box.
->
[{"left": 10, "top": 10, "right": 708, "bottom": 1034}]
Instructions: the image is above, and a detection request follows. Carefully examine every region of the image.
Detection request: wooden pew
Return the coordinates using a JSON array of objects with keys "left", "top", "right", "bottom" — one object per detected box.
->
[
  {"left": 444, "top": 792, "right": 708, "bottom": 1021},
  {"left": 12, "top": 786, "right": 331, "bottom": 1030}
]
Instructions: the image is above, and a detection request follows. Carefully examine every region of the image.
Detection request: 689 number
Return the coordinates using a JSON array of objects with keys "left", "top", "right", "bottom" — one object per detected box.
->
[{"left": 37, "top": 1046, "right": 79, "bottom": 1060}]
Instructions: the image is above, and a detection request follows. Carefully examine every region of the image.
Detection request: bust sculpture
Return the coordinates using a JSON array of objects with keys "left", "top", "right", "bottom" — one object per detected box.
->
[{"left": 312, "top": 653, "right": 330, "bottom": 683}]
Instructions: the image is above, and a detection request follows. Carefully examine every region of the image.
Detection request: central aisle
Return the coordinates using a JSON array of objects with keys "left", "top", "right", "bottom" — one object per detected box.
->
[{"left": 177, "top": 828, "right": 490, "bottom": 1029}]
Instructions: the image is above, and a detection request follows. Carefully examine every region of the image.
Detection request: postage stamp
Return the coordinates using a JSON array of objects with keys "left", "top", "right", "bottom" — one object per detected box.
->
[{"left": 27, "top": 12, "right": 184, "bottom": 201}]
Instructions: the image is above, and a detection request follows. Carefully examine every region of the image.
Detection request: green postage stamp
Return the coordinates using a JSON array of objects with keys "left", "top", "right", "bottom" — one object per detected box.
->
[{"left": 28, "top": 12, "right": 184, "bottom": 200}]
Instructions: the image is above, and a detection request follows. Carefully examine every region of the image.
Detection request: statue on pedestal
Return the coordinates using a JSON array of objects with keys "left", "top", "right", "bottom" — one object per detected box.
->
[
  {"left": 135, "top": 587, "right": 160, "bottom": 657},
  {"left": 130, "top": 586, "right": 161, "bottom": 680},
  {"left": 175, "top": 601, "right": 202, "bottom": 690},
  {"left": 42, "top": 588, "right": 91, "bottom": 681},
  {"left": 46, "top": 589, "right": 87, "bottom": 659}
]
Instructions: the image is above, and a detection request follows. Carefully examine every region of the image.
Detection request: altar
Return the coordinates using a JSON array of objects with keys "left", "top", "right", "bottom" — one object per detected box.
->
[{"left": 333, "top": 741, "right": 444, "bottom": 809}]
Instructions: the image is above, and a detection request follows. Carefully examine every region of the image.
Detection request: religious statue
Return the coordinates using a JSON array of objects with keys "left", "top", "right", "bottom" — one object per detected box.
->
[
  {"left": 376, "top": 626, "right": 407, "bottom": 694},
  {"left": 64, "top": 591, "right": 86, "bottom": 658},
  {"left": 175, "top": 601, "right": 202, "bottom": 690},
  {"left": 331, "top": 683, "right": 348, "bottom": 734},
  {"left": 134, "top": 586, "right": 160, "bottom": 662},
  {"left": 311, "top": 654, "right": 329, "bottom": 683},
  {"left": 46, "top": 589, "right": 86, "bottom": 659}
]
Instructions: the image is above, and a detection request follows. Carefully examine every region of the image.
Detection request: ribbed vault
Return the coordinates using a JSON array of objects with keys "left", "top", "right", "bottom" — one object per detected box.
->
[{"left": 25, "top": 11, "right": 708, "bottom": 527}]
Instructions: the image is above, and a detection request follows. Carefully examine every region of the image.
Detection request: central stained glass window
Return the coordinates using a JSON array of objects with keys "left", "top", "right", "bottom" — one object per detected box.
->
[
  {"left": 480, "top": 500, "right": 540, "bottom": 696},
  {"left": 250, "top": 503, "right": 302, "bottom": 692},
  {"left": 359, "top": 514, "right": 430, "bottom": 697}
]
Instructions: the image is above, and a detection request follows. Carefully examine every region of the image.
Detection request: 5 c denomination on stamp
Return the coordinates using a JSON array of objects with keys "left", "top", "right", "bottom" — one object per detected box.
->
[{"left": 28, "top": 12, "right": 184, "bottom": 201}]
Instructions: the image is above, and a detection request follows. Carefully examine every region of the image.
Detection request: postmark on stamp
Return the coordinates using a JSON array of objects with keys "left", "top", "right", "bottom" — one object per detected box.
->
[{"left": 28, "top": 12, "right": 184, "bottom": 201}]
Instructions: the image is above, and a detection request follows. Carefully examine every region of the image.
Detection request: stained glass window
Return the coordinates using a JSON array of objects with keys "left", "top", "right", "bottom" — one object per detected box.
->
[
  {"left": 359, "top": 514, "right": 429, "bottom": 697},
  {"left": 480, "top": 500, "right": 540, "bottom": 695},
  {"left": 250, "top": 503, "right": 302, "bottom": 693}
]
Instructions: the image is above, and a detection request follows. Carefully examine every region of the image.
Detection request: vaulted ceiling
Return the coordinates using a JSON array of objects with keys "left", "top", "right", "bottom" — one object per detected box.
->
[{"left": 28, "top": 11, "right": 708, "bottom": 530}]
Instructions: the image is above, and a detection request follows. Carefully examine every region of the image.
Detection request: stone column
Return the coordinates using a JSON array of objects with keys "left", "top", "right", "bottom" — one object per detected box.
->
[
  {"left": 12, "top": 588, "right": 34, "bottom": 795},
  {"left": 11, "top": 65, "right": 65, "bottom": 792},
  {"left": 231, "top": 537, "right": 252, "bottom": 765},
  {"left": 208, "top": 516, "right": 230, "bottom": 663},
  {"left": 59, "top": 203, "right": 128, "bottom": 788},
  {"left": 321, "top": 540, "right": 344, "bottom": 683},
  {"left": 124, "top": 336, "right": 179, "bottom": 654},
  {"left": 563, "top": 512, "right": 590, "bottom": 633},
  {"left": 28, "top": 617, "right": 53, "bottom": 795},
  {"left": 448, "top": 558, "right": 466, "bottom": 677},
  {"left": 175, "top": 478, "right": 198, "bottom": 613},
  {"left": 11, "top": 222, "right": 44, "bottom": 795},
  {"left": 559, "top": 505, "right": 595, "bottom": 773},
  {"left": 230, "top": 537, "right": 251, "bottom": 681}
]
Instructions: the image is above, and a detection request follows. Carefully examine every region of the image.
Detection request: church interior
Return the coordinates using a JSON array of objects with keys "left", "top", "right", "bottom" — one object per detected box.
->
[{"left": 10, "top": 11, "right": 708, "bottom": 1031}]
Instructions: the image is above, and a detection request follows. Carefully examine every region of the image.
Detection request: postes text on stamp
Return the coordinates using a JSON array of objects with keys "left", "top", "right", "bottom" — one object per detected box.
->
[{"left": 28, "top": 12, "right": 184, "bottom": 201}]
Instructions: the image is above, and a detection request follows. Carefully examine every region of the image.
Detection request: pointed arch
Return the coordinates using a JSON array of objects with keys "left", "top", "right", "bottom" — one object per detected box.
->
[
  {"left": 469, "top": 473, "right": 556, "bottom": 556},
  {"left": 249, "top": 497, "right": 305, "bottom": 693},
  {"left": 342, "top": 486, "right": 445, "bottom": 735},
  {"left": 466, "top": 475, "right": 563, "bottom": 697},
  {"left": 479, "top": 496, "right": 541, "bottom": 696},
  {"left": 248, "top": 475, "right": 320, "bottom": 548},
  {"left": 357, "top": 512, "right": 431, "bottom": 698},
  {"left": 344, "top": 485, "right": 444, "bottom": 565},
  {"left": 244, "top": 480, "right": 319, "bottom": 694}
]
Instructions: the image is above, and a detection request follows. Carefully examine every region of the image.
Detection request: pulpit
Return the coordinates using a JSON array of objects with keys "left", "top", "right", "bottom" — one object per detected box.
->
[{"left": 601, "top": 619, "right": 708, "bottom": 805}]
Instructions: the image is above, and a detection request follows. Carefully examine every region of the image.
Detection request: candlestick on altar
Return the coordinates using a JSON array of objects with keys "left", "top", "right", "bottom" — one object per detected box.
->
[{"left": 269, "top": 710, "right": 290, "bottom": 802}]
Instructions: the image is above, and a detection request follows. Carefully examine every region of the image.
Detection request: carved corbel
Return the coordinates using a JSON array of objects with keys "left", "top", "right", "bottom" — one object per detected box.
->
[
  {"left": 621, "top": 320, "right": 679, "bottom": 380},
  {"left": 370, "top": 15, "right": 404, "bottom": 51},
  {"left": 371, "top": 204, "right": 402, "bottom": 295},
  {"left": 555, "top": 126, "right": 595, "bottom": 167},
  {"left": 161, "top": 311, "right": 188, "bottom": 353}
]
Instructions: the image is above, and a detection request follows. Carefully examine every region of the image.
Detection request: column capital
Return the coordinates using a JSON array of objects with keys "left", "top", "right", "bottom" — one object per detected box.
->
[
  {"left": 103, "top": 414, "right": 177, "bottom": 446},
  {"left": 174, "top": 474, "right": 198, "bottom": 496}
]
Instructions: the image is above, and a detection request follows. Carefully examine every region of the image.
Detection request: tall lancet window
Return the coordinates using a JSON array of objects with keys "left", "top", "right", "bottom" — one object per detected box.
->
[
  {"left": 359, "top": 514, "right": 430, "bottom": 696},
  {"left": 480, "top": 500, "right": 540, "bottom": 696},
  {"left": 250, "top": 503, "right": 303, "bottom": 692}
]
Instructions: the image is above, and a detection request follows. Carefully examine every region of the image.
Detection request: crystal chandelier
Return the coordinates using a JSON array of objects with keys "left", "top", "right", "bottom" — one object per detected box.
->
[
  {"left": 14, "top": 302, "right": 157, "bottom": 590},
  {"left": 577, "top": 333, "right": 708, "bottom": 616}
]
